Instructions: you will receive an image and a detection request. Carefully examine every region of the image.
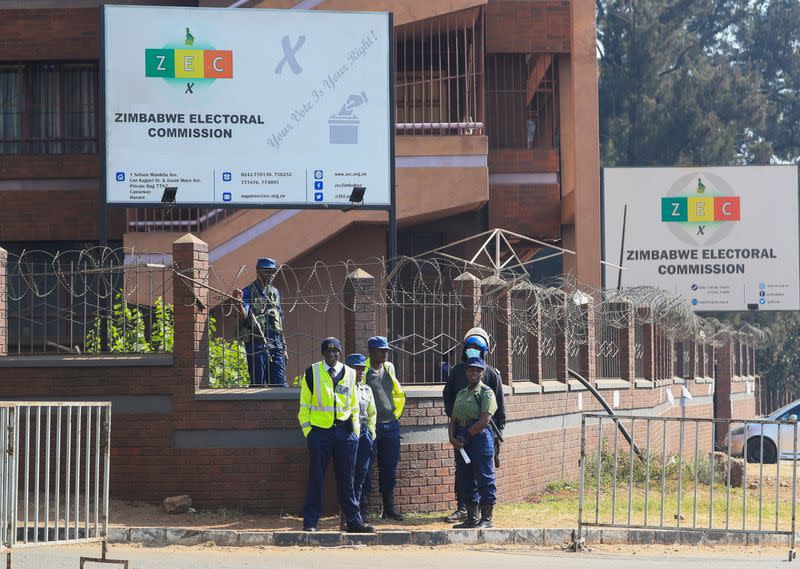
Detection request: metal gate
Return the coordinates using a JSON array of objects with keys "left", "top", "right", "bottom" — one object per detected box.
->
[
  {"left": 0, "top": 402, "right": 126, "bottom": 568},
  {"left": 577, "top": 414, "right": 798, "bottom": 560}
]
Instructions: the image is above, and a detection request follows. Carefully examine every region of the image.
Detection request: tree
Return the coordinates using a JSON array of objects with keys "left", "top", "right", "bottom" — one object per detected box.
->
[
  {"left": 597, "top": 0, "right": 770, "bottom": 167},
  {"left": 735, "top": 0, "right": 800, "bottom": 164}
]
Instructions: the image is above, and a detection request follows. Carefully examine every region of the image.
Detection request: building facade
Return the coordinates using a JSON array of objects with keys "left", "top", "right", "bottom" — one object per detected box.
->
[{"left": 0, "top": 0, "right": 600, "bottom": 286}]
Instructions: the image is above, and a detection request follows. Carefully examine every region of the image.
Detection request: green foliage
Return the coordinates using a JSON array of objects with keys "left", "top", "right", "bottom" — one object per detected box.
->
[
  {"left": 208, "top": 315, "right": 249, "bottom": 388},
  {"left": 85, "top": 296, "right": 249, "bottom": 387},
  {"left": 597, "top": 0, "right": 800, "bottom": 166}
]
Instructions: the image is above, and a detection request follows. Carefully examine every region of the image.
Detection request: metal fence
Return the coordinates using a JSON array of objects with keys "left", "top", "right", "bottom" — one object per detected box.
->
[
  {"left": 6, "top": 250, "right": 172, "bottom": 355},
  {"left": 577, "top": 414, "right": 797, "bottom": 556},
  {"left": 0, "top": 402, "right": 113, "bottom": 566}
]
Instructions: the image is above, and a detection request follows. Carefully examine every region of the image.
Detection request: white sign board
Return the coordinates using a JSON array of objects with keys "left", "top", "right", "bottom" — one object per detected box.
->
[
  {"left": 603, "top": 166, "right": 800, "bottom": 311},
  {"left": 103, "top": 5, "right": 391, "bottom": 207}
]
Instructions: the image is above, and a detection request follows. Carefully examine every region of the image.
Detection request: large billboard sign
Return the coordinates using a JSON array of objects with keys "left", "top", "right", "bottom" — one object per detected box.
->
[
  {"left": 103, "top": 5, "right": 392, "bottom": 207},
  {"left": 602, "top": 166, "right": 800, "bottom": 311}
]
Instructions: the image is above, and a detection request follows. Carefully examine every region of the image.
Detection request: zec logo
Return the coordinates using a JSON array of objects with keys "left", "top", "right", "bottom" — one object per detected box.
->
[
  {"left": 145, "top": 27, "right": 233, "bottom": 92},
  {"left": 659, "top": 172, "right": 741, "bottom": 247}
]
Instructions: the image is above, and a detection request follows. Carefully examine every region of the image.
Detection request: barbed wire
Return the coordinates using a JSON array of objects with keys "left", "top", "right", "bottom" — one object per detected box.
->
[{"left": 4, "top": 247, "right": 772, "bottom": 350}]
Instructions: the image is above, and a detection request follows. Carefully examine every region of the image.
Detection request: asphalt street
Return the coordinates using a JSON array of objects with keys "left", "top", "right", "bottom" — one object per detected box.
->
[{"left": 7, "top": 544, "right": 796, "bottom": 569}]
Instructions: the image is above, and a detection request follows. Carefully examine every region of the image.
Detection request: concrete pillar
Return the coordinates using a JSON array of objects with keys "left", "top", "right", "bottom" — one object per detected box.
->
[
  {"left": 172, "top": 234, "right": 210, "bottom": 390},
  {"left": 343, "top": 268, "right": 376, "bottom": 355},
  {"left": 0, "top": 247, "right": 6, "bottom": 357}
]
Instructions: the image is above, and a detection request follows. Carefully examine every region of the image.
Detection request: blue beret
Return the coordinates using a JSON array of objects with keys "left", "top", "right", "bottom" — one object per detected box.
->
[
  {"left": 464, "top": 357, "right": 486, "bottom": 369},
  {"left": 321, "top": 337, "right": 342, "bottom": 354},
  {"left": 345, "top": 353, "right": 367, "bottom": 367},
  {"left": 367, "top": 336, "right": 391, "bottom": 350},
  {"left": 256, "top": 257, "right": 277, "bottom": 269}
]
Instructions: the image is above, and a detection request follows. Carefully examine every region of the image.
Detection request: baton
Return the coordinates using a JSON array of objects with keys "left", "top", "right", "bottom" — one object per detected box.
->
[{"left": 459, "top": 447, "right": 471, "bottom": 464}]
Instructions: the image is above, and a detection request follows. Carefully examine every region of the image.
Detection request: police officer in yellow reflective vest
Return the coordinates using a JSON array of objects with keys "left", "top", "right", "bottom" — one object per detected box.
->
[
  {"left": 298, "top": 337, "right": 374, "bottom": 533},
  {"left": 363, "top": 336, "right": 406, "bottom": 520}
]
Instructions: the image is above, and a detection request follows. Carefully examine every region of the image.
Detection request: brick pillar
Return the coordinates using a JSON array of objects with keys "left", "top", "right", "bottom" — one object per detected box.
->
[
  {"left": 510, "top": 282, "right": 537, "bottom": 382},
  {"left": 554, "top": 292, "right": 569, "bottom": 383},
  {"left": 613, "top": 302, "right": 635, "bottom": 382},
  {"left": 172, "top": 234, "right": 210, "bottom": 390},
  {"left": 0, "top": 247, "right": 6, "bottom": 357},
  {"left": 579, "top": 302, "right": 597, "bottom": 383},
  {"left": 688, "top": 341, "right": 698, "bottom": 380},
  {"left": 344, "top": 269, "right": 376, "bottom": 355},
  {"left": 715, "top": 339, "right": 734, "bottom": 442},
  {"left": 640, "top": 309, "right": 656, "bottom": 381},
  {"left": 454, "top": 272, "right": 481, "bottom": 341},
  {"left": 480, "top": 275, "right": 512, "bottom": 386}
]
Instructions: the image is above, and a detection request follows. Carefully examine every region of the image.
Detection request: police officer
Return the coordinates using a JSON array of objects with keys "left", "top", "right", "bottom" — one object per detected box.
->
[
  {"left": 347, "top": 354, "right": 376, "bottom": 517},
  {"left": 232, "top": 257, "right": 287, "bottom": 387},
  {"left": 448, "top": 356, "right": 497, "bottom": 529},
  {"left": 442, "top": 327, "right": 506, "bottom": 522},
  {"left": 298, "top": 338, "right": 373, "bottom": 533},
  {"left": 364, "top": 336, "right": 406, "bottom": 521}
]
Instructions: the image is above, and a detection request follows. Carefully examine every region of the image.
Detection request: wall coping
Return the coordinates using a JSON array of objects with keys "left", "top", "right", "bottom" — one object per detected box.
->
[
  {"left": 0, "top": 354, "right": 173, "bottom": 367},
  {"left": 595, "top": 379, "right": 632, "bottom": 391}
]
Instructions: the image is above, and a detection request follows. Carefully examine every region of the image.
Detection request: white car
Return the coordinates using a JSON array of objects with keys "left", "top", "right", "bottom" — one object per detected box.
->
[{"left": 727, "top": 401, "right": 800, "bottom": 463}]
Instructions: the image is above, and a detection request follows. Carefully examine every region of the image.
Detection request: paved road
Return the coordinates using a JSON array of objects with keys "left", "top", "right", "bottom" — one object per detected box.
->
[{"left": 8, "top": 544, "right": 795, "bottom": 569}]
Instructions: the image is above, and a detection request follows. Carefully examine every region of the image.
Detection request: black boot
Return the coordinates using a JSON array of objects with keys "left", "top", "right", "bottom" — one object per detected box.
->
[
  {"left": 453, "top": 502, "right": 479, "bottom": 529},
  {"left": 444, "top": 502, "right": 467, "bottom": 522},
  {"left": 382, "top": 491, "right": 405, "bottom": 521},
  {"left": 476, "top": 503, "right": 493, "bottom": 528}
]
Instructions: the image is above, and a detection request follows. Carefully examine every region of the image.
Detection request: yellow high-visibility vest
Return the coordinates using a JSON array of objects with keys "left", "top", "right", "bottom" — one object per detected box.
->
[
  {"left": 298, "top": 362, "right": 359, "bottom": 437},
  {"left": 363, "top": 359, "right": 406, "bottom": 420}
]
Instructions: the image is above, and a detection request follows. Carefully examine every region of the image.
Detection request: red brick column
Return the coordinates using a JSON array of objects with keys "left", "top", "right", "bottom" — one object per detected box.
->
[
  {"left": 613, "top": 302, "right": 635, "bottom": 382},
  {"left": 640, "top": 309, "right": 656, "bottom": 381},
  {"left": 553, "top": 292, "right": 570, "bottom": 383},
  {"left": 344, "top": 268, "right": 376, "bottom": 355},
  {"left": 172, "top": 234, "right": 210, "bottom": 390},
  {"left": 688, "top": 341, "right": 699, "bottom": 379},
  {"left": 480, "top": 275, "right": 512, "bottom": 387},
  {"left": 454, "top": 272, "right": 481, "bottom": 341},
  {"left": 0, "top": 247, "right": 6, "bottom": 357},
  {"left": 579, "top": 302, "right": 597, "bottom": 383},
  {"left": 715, "top": 339, "right": 734, "bottom": 442}
]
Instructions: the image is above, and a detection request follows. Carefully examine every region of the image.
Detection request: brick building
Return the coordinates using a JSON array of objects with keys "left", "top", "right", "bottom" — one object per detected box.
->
[
  {"left": 0, "top": 0, "right": 599, "bottom": 285},
  {"left": 0, "top": 1, "right": 758, "bottom": 516}
]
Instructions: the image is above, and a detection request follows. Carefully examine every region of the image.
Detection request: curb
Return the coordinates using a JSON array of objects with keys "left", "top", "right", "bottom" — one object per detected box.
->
[{"left": 111, "top": 526, "right": 797, "bottom": 548}]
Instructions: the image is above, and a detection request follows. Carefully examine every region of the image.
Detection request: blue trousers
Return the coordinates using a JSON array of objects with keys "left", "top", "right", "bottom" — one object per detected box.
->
[
  {"left": 375, "top": 420, "right": 401, "bottom": 495},
  {"left": 353, "top": 427, "right": 374, "bottom": 503},
  {"left": 303, "top": 424, "right": 363, "bottom": 528},
  {"left": 245, "top": 335, "right": 286, "bottom": 387},
  {"left": 454, "top": 425, "right": 496, "bottom": 505}
]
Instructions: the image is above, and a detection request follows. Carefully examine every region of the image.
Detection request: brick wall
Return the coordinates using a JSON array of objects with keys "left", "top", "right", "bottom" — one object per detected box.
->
[{"left": 0, "top": 235, "right": 757, "bottom": 514}]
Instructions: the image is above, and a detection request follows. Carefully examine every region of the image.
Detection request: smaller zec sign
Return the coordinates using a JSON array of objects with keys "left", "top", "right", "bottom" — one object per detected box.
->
[{"left": 602, "top": 166, "right": 800, "bottom": 311}]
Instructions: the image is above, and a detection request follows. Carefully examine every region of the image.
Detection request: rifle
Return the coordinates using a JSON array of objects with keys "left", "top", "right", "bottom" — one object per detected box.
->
[{"left": 488, "top": 417, "right": 503, "bottom": 467}]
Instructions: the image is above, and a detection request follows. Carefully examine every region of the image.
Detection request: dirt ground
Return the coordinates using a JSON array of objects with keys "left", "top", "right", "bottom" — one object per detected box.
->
[{"left": 108, "top": 499, "right": 459, "bottom": 531}]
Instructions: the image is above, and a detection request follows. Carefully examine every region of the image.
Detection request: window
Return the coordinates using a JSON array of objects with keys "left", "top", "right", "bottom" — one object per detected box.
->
[{"left": 0, "top": 62, "right": 98, "bottom": 155}]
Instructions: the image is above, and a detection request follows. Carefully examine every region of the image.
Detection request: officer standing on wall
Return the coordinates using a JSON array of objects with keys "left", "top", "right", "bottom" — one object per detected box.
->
[
  {"left": 364, "top": 336, "right": 406, "bottom": 521},
  {"left": 448, "top": 356, "right": 498, "bottom": 528},
  {"left": 298, "top": 338, "right": 374, "bottom": 533},
  {"left": 442, "top": 327, "right": 506, "bottom": 522},
  {"left": 232, "top": 257, "right": 288, "bottom": 387},
  {"left": 347, "top": 354, "right": 377, "bottom": 518}
]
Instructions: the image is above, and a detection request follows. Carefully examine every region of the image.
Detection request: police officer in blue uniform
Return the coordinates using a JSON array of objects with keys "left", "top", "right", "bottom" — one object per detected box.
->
[
  {"left": 232, "top": 257, "right": 287, "bottom": 387},
  {"left": 442, "top": 328, "right": 505, "bottom": 522},
  {"left": 298, "top": 338, "right": 374, "bottom": 533},
  {"left": 346, "top": 353, "right": 376, "bottom": 519},
  {"left": 448, "top": 356, "right": 497, "bottom": 528}
]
